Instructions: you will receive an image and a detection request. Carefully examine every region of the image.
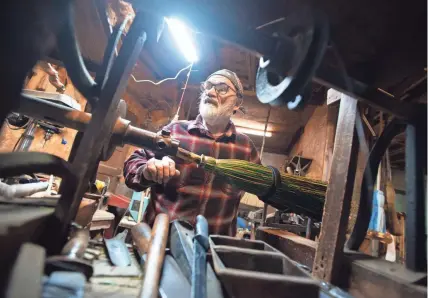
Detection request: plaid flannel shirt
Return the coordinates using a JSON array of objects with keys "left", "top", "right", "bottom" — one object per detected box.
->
[{"left": 123, "top": 115, "right": 261, "bottom": 235}]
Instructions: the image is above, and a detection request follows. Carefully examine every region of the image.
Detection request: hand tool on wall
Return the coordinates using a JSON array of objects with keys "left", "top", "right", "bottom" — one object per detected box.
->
[{"left": 39, "top": 122, "right": 62, "bottom": 147}]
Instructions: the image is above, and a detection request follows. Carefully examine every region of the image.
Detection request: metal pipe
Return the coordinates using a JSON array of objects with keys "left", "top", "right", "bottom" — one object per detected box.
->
[
  {"left": 0, "top": 181, "right": 49, "bottom": 199},
  {"left": 140, "top": 213, "right": 169, "bottom": 298},
  {"left": 61, "top": 229, "right": 90, "bottom": 259},
  {"left": 15, "top": 119, "right": 37, "bottom": 151},
  {"left": 191, "top": 215, "right": 209, "bottom": 298},
  {"left": 17, "top": 94, "right": 182, "bottom": 157},
  {"left": 131, "top": 222, "right": 152, "bottom": 256},
  {"left": 305, "top": 218, "right": 312, "bottom": 239}
]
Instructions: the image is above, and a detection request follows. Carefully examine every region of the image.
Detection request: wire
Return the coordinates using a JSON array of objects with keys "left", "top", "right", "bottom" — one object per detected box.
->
[
  {"left": 131, "top": 63, "right": 194, "bottom": 122},
  {"left": 173, "top": 63, "right": 193, "bottom": 121},
  {"left": 131, "top": 63, "right": 193, "bottom": 85}
]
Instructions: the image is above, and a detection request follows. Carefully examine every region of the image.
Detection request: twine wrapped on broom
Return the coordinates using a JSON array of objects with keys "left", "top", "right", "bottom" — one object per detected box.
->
[{"left": 176, "top": 149, "right": 327, "bottom": 220}]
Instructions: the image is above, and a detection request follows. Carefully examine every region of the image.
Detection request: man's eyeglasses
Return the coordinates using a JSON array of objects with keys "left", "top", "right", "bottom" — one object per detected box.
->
[{"left": 201, "top": 81, "right": 237, "bottom": 96}]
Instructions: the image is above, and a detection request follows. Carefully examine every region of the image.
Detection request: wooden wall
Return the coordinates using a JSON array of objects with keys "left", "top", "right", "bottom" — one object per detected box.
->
[
  {"left": 0, "top": 64, "right": 84, "bottom": 160},
  {"left": 290, "top": 103, "right": 329, "bottom": 181},
  {"left": 0, "top": 62, "right": 160, "bottom": 179}
]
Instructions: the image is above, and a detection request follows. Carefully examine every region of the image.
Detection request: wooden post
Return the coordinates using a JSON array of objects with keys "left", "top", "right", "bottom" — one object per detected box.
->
[{"left": 312, "top": 92, "right": 359, "bottom": 284}]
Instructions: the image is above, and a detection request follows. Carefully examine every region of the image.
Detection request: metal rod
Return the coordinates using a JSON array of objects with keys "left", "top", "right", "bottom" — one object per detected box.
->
[
  {"left": 140, "top": 213, "right": 169, "bottom": 298},
  {"left": 0, "top": 181, "right": 49, "bottom": 199},
  {"left": 131, "top": 222, "right": 152, "bottom": 256},
  {"left": 61, "top": 229, "right": 90, "bottom": 259},
  {"left": 305, "top": 218, "right": 312, "bottom": 239},
  {"left": 191, "top": 215, "right": 209, "bottom": 298},
  {"left": 16, "top": 94, "right": 186, "bottom": 159},
  {"left": 15, "top": 119, "right": 37, "bottom": 151}
]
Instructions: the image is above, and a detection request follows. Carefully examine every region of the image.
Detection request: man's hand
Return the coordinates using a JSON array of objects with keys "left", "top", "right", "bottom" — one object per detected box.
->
[{"left": 142, "top": 156, "right": 180, "bottom": 184}]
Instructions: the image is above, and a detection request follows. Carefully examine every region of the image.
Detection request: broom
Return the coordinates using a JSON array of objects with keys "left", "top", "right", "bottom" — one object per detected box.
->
[{"left": 177, "top": 149, "right": 327, "bottom": 221}]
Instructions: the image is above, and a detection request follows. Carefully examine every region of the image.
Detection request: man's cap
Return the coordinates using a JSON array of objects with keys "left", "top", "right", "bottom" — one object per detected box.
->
[{"left": 206, "top": 69, "right": 244, "bottom": 98}]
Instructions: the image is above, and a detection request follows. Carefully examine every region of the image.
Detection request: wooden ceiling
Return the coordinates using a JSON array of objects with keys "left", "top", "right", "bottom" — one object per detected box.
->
[{"left": 70, "top": 0, "right": 426, "bottom": 157}]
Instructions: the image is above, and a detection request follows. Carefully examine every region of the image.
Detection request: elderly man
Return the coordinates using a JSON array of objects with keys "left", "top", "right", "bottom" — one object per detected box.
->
[{"left": 124, "top": 69, "right": 260, "bottom": 235}]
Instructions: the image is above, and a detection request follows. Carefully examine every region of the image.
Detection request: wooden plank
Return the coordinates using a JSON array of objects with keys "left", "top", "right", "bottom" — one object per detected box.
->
[
  {"left": 322, "top": 104, "right": 339, "bottom": 181},
  {"left": 327, "top": 89, "right": 342, "bottom": 105},
  {"left": 290, "top": 104, "right": 328, "bottom": 180},
  {"left": 312, "top": 93, "right": 359, "bottom": 283},
  {"left": 256, "top": 227, "right": 316, "bottom": 268}
]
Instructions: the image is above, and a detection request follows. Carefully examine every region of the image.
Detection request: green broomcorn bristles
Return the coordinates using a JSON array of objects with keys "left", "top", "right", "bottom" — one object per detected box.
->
[{"left": 202, "top": 156, "right": 327, "bottom": 220}]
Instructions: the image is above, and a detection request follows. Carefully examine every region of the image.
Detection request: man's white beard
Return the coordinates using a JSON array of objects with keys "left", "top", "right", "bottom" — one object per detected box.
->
[{"left": 199, "top": 96, "right": 235, "bottom": 126}]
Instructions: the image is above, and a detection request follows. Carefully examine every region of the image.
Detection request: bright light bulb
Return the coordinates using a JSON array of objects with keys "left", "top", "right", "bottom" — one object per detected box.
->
[{"left": 165, "top": 17, "right": 198, "bottom": 63}]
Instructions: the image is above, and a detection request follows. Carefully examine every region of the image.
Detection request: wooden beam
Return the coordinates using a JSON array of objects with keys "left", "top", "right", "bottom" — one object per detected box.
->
[
  {"left": 312, "top": 91, "right": 359, "bottom": 284},
  {"left": 327, "top": 88, "right": 341, "bottom": 105}
]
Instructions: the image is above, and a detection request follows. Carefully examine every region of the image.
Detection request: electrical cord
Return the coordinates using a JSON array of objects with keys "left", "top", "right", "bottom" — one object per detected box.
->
[
  {"left": 131, "top": 63, "right": 192, "bottom": 85},
  {"left": 131, "top": 63, "right": 194, "bottom": 122}
]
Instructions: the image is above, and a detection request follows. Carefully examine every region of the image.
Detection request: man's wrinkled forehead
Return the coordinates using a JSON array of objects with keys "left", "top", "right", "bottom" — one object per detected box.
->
[{"left": 206, "top": 75, "right": 235, "bottom": 90}]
